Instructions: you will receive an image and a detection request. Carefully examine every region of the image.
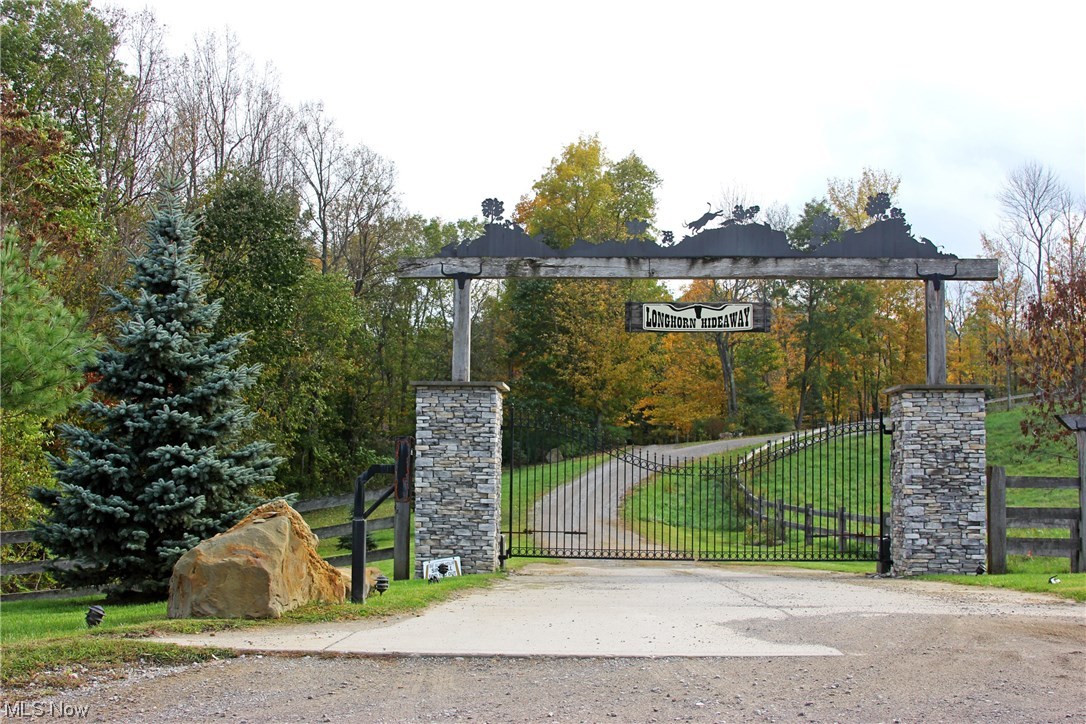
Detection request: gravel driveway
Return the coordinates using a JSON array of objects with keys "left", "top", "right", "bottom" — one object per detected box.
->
[{"left": 44, "top": 561, "right": 1086, "bottom": 723}]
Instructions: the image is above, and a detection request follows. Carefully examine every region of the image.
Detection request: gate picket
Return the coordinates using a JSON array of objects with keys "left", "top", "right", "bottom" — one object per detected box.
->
[{"left": 501, "top": 408, "right": 888, "bottom": 563}]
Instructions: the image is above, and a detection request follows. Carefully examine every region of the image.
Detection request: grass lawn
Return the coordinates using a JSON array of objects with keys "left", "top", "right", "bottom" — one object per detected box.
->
[
  {"left": 0, "top": 571, "right": 499, "bottom": 695},
  {"left": 922, "top": 556, "right": 1086, "bottom": 602},
  {"left": 622, "top": 438, "right": 886, "bottom": 561}
]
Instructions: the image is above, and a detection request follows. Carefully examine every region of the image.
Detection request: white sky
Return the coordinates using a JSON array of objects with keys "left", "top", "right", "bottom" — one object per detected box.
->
[{"left": 102, "top": 0, "right": 1085, "bottom": 258}]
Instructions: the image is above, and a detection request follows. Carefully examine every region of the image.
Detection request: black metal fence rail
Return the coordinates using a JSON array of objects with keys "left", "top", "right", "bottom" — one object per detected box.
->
[
  {"left": 729, "top": 419, "right": 887, "bottom": 552},
  {"left": 503, "top": 408, "right": 887, "bottom": 563}
]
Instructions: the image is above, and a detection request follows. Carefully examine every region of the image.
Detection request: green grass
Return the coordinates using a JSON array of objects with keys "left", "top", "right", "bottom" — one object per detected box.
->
[
  {"left": 984, "top": 409, "right": 1080, "bottom": 555},
  {"left": 749, "top": 434, "right": 888, "bottom": 509},
  {"left": 987, "top": 408, "right": 1078, "bottom": 513},
  {"left": 1, "top": 596, "right": 169, "bottom": 644},
  {"left": 986, "top": 407, "right": 1078, "bottom": 476},
  {"left": 0, "top": 571, "right": 499, "bottom": 694},
  {"left": 924, "top": 556, "right": 1086, "bottom": 602}
]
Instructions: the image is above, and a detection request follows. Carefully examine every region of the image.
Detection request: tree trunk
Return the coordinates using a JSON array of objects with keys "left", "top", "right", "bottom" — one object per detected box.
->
[{"left": 714, "top": 333, "right": 738, "bottom": 418}]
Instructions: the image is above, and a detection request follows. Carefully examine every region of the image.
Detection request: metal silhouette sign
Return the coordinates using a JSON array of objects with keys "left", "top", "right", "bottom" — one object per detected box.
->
[{"left": 399, "top": 197, "right": 997, "bottom": 282}]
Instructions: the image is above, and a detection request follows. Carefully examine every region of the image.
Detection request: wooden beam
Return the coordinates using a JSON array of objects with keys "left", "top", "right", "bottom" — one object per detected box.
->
[
  {"left": 398, "top": 256, "right": 999, "bottom": 281},
  {"left": 926, "top": 279, "right": 947, "bottom": 385},
  {"left": 452, "top": 277, "right": 471, "bottom": 381}
]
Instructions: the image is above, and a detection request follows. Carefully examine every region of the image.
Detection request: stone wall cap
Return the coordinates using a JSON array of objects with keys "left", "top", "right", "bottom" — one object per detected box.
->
[
  {"left": 412, "top": 380, "right": 511, "bottom": 393},
  {"left": 883, "top": 384, "right": 989, "bottom": 396}
]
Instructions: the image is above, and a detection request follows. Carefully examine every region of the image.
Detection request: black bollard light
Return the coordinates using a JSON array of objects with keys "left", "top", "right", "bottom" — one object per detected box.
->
[
  {"left": 86, "top": 605, "right": 105, "bottom": 627},
  {"left": 374, "top": 574, "right": 389, "bottom": 596}
]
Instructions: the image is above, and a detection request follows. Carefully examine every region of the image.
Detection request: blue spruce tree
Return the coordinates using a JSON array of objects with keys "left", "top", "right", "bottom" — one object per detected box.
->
[{"left": 32, "top": 183, "right": 281, "bottom": 600}]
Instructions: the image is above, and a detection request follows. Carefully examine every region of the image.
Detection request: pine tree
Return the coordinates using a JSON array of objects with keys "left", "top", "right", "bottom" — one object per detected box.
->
[{"left": 32, "top": 183, "right": 281, "bottom": 600}]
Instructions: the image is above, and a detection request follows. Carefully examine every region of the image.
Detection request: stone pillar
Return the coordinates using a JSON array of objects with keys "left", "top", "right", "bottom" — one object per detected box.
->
[
  {"left": 885, "top": 385, "right": 987, "bottom": 575},
  {"left": 413, "top": 381, "right": 508, "bottom": 577}
]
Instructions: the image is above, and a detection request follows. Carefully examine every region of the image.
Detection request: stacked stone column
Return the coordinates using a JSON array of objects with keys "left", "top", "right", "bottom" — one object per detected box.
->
[
  {"left": 885, "top": 385, "right": 987, "bottom": 575},
  {"left": 412, "top": 382, "right": 508, "bottom": 577}
]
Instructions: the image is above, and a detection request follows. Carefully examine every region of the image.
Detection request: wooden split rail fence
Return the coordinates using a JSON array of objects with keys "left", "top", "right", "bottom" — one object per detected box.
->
[
  {"left": 0, "top": 493, "right": 391, "bottom": 600},
  {"left": 987, "top": 466, "right": 1084, "bottom": 574},
  {"left": 732, "top": 420, "right": 886, "bottom": 551}
]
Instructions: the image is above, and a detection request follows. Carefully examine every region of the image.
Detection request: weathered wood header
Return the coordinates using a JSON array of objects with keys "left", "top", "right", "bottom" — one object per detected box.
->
[
  {"left": 626, "top": 302, "right": 771, "bottom": 333},
  {"left": 410, "top": 197, "right": 998, "bottom": 383},
  {"left": 400, "top": 255, "right": 996, "bottom": 280},
  {"left": 397, "top": 205, "right": 998, "bottom": 281}
]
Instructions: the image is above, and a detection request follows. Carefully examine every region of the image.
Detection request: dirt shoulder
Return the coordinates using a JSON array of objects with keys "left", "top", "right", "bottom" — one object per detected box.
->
[
  {"left": 20, "top": 562, "right": 1086, "bottom": 723},
  {"left": 46, "top": 614, "right": 1085, "bottom": 723}
]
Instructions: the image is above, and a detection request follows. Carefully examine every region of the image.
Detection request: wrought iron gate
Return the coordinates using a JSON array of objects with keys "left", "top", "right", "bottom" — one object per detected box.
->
[{"left": 501, "top": 407, "right": 889, "bottom": 563}]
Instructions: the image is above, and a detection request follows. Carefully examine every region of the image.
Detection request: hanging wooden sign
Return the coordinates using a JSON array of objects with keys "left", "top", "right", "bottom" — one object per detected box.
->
[{"left": 625, "top": 301, "right": 771, "bottom": 333}]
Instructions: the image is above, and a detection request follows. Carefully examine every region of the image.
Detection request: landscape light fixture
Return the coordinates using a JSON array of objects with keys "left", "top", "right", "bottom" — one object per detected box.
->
[
  {"left": 86, "top": 605, "right": 105, "bottom": 627},
  {"left": 374, "top": 574, "right": 390, "bottom": 595}
]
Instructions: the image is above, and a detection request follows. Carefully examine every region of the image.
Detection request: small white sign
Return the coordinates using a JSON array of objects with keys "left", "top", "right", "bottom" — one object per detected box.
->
[{"left": 423, "top": 556, "right": 462, "bottom": 580}]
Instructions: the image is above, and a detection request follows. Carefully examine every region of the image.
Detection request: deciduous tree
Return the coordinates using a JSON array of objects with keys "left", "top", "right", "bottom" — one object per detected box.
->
[{"left": 507, "top": 136, "right": 664, "bottom": 424}]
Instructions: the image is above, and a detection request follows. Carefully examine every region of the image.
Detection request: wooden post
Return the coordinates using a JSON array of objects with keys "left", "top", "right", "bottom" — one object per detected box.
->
[
  {"left": 451, "top": 278, "right": 472, "bottom": 382},
  {"left": 1057, "top": 415, "right": 1086, "bottom": 573},
  {"left": 987, "top": 466, "right": 1007, "bottom": 574},
  {"left": 1076, "top": 427, "right": 1086, "bottom": 574},
  {"left": 1072, "top": 520, "right": 1082, "bottom": 575},
  {"left": 837, "top": 506, "right": 848, "bottom": 553},
  {"left": 925, "top": 279, "right": 947, "bottom": 385},
  {"left": 1079, "top": 432, "right": 1086, "bottom": 573},
  {"left": 804, "top": 503, "right": 814, "bottom": 545},
  {"left": 394, "top": 498, "right": 411, "bottom": 581}
]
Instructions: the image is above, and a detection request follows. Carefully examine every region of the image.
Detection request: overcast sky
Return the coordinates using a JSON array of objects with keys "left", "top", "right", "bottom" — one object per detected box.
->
[{"left": 102, "top": 0, "right": 1084, "bottom": 258}]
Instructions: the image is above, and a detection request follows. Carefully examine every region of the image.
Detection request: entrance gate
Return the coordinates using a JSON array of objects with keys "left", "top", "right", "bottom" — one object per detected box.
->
[
  {"left": 401, "top": 198, "right": 998, "bottom": 576},
  {"left": 502, "top": 406, "right": 888, "bottom": 563}
]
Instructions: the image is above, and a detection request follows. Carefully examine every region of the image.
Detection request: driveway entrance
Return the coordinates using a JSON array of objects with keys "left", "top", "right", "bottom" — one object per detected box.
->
[{"left": 503, "top": 408, "right": 888, "bottom": 565}]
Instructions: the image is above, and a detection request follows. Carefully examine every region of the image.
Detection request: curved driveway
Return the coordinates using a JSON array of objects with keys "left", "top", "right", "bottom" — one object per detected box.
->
[{"left": 529, "top": 435, "right": 786, "bottom": 557}]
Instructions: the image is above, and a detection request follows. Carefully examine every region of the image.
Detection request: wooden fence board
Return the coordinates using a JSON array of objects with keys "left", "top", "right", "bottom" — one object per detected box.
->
[
  {"left": 312, "top": 517, "right": 393, "bottom": 540},
  {"left": 1006, "top": 539, "right": 1075, "bottom": 557},
  {"left": 1006, "top": 508, "right": 1079, "bottom": 528},
  {"left": 989, "top": 465, "right": 1083, "bottom": 573},
  {"left": 1, "top": 530, "right": 34, "bottom": 545},
  {"left": 325, "top": 548, "right": 394, "bottom": 567},
  {"left": 1005, "top": 476, "right": 1078, "bottom": 489},
  {"left": 293, "top": 493, "right": 354, "bottom": 512}
]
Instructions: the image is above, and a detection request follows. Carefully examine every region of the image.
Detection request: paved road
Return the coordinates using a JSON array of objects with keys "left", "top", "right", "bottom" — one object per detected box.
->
[{"left": 149, "top": 560, "right": 1083, "bottom": 658}]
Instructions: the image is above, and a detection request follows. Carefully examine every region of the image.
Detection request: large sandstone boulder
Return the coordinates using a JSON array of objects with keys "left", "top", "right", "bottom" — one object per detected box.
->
[{"left": 168, "top": 500, "right": 347, "bottom": 619}]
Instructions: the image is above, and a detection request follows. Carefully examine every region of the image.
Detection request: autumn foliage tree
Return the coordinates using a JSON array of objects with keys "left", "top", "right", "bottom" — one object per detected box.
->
[
  {"left": 507, "top": 135, "right": 666, "bottom": 425},
  {"left": 1019, "top": 241, "right": 1085, "bottom": 443}
]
